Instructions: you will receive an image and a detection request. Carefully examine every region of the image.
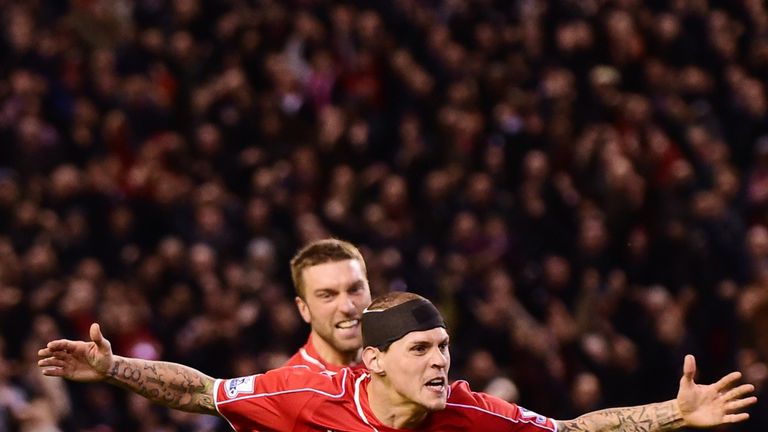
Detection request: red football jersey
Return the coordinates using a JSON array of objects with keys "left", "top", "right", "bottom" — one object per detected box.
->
[
  {"left": 284, "top": 334, "right": 365, "bottom": 372},
  {"left": 214, "top": 367, "right": 557, "bottom": 432}
]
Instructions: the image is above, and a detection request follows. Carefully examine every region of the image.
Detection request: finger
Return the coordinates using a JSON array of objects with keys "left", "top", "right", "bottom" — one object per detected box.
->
[
  {"left": 38, "top": 357, "right": 66, "bottom": 368},
  {"left": 723, "top": 413, "right": 750, "bottom": 424},
  {"left": 47, "top": 339, "right": 80, "bottom": 351},
  {"left": 681, "top": 354, "right": 696, "bottom": 384},
  {"left": 90, "top": 323, "right": 111, "bottom": 353},
  {"left": 714, "top": 371, "right": 743, "bottom": 391},
  {"left": 725, "top": 396, "right": 759, "bottom": 412},
  {"left": 722, "top": 384, "right": 755, "bottom": 401},
  {"left": 90, "top": 323, "right": 103, "bottom": 344},
  {"left": 41, "top": 367, "right": 66, "bottom": 377},
  {"left": 50, "top": 350, "right": 72, "bottom": 360},
  {"left": 38, "top": 348, "right": 51, "bottom": 358}
]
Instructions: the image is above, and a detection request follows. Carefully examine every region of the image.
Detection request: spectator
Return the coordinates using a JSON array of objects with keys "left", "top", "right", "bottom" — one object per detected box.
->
[{"left": 2, "top": 0, "right": 768, "bottom": 430}]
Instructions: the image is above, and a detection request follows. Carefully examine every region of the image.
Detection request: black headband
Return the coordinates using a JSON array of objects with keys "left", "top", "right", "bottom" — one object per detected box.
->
[{"left": 361, "top": 298, "right": 446, "bottom": 348}]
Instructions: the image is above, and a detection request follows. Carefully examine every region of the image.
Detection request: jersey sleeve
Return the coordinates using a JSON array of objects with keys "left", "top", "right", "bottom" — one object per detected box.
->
[
  {"left": 449, "top": 381, "right": 558, "bottom": 431},
  {"left": 213, "top": 366, "right": 344, "bottom": 431}
]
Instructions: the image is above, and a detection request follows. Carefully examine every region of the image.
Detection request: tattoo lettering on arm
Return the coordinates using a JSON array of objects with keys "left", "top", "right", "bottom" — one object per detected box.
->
[
  {"left": 557, "top": 400, "right": 685, "bottom": 432},
  {"left": 106, "top": 357, "right": 217, "bottom": 415}
]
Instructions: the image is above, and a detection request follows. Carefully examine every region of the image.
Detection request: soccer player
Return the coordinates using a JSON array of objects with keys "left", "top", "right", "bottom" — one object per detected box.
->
[
  {"left": 284, "top": 239, "right": 371, "bottom": 371},
  {"left": 38, "top": 292, "right": 756, "bottom": 431}
]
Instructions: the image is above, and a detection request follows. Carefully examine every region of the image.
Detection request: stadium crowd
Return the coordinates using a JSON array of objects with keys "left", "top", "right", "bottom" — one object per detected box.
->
[{"left": 1, "top": 0, "right": 767, "bottom": 430}]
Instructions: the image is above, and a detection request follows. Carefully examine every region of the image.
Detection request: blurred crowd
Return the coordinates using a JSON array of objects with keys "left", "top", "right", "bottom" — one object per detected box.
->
[{"left": 1, "top": 0, "right": 768, "bottom": 430}]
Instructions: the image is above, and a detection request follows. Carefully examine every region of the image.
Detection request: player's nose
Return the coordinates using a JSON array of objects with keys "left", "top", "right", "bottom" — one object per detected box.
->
[
  {"left": 338, "top": 293, "right": 356, "bottom": 314},
  {"left": 430, "top": 347, "right": 448, "bottom": 369}
]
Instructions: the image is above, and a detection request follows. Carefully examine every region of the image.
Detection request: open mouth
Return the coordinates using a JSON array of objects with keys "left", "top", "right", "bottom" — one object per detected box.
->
[
  {"left": 335, "top": 319, "right": 360, "bottom": 329},
  {"left": 424, "top": 377, "right": 446, "bottom": 393}
]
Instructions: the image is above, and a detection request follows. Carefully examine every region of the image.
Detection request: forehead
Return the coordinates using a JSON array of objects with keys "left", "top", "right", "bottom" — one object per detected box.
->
[
  {"left": 301, "top": 259, "right": 366, "bottom": 291},
  {"left": 394, "top": 327, "right": 449, "bottom": 346}
]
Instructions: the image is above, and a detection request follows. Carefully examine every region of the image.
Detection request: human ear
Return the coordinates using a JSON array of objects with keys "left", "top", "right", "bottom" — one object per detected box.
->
[
  {"left": 295, "top": 296, "right": 312, "bottom": 324},
  {"left": 362, "top": 346, "right": 385, "bottom": 376}
]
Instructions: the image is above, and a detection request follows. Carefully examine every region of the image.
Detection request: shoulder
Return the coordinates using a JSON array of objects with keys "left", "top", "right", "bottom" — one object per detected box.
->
[
  {"left": 214, "top": 368, "right": 362, "bottom": 431},
  {"left": 439, "top": 381, "right": 557, "bottom": 431},
  {"left": 284, "top": 348, "right": 322, "bottom": 370},
  {"left": 215, "top": 366, "right": 354, "bottom": 406},
  {"left": 284, "top": 338, "right": 331, "bottom": 372},
  {"left": 284, "top": 346, "right": 365, "bottom": 373},
  {"left": 258, "top": 365, "right": 351, "bottom": 394}
]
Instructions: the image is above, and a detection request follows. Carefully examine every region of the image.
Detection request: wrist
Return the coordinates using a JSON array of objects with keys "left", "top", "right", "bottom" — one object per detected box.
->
[
  {"left": 103, "top": 355, "right": 122, "bottom": 381},
  {"left": 669, "top": 399, "right": 687, "bottom": 429}
]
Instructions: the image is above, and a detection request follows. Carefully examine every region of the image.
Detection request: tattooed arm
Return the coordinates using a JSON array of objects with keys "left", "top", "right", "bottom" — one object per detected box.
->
[
  {"left": 557, "top": 355, "right": 756, "bottom": 432},
  {"left": 557, "top": 400, "right": 683, "bottom": 432},
  {"left": 105, "top": 356, "right": 215, "bottom": 414},
  {"left": 38, "top": 323, "right": 217, "bottom": 415}
]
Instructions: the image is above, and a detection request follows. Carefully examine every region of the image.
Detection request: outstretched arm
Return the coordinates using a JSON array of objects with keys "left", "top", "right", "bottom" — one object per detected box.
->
[
  {"left": 556, "top": 401, "right": 683, "bottom": 432},
  {"left": 104, "top": 356, "right": 216, "bottom": 414},
  {"left": 38, "top": 323, "right": 217, "bottom": 415},
  {"left": 556, "top": 355, "right": 757, "bottom": 432}
]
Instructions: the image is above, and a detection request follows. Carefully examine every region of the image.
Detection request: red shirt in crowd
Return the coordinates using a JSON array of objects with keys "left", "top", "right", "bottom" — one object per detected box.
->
[{"left": 213, "top": 366, "right": 557, "bottom": 432}]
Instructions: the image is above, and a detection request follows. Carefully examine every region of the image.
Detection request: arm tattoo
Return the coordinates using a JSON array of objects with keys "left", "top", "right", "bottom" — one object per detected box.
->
[
  {"left": 557, "top": 400, "right": 685, "bottom": 432},
  {"left": 106, "top": 356, "right": 217, "bottom": 415}
]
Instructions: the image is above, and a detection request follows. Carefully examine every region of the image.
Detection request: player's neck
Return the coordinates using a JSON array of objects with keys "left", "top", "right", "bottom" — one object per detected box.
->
[
  {"left": 310, "top": 331, "right": 361, "bottom": 366},
  {"left": 367, "top": 378, "right": 429, "bottom": 429}
]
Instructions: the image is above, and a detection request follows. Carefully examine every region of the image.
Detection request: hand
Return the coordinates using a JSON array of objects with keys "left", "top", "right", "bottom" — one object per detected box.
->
[
  {"left": 38, "top": 323, "right": 114, "bottom": 382},
  {"left": 677, "top": 354, "right": 757, "bottom": 427}
]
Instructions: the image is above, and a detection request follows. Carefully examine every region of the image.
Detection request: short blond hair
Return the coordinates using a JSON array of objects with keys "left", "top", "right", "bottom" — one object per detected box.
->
[
  {"left": 290, "top": 239, "right": 367, "bottom": 298},
  {"left": 367, "top": 291, "right": 424, "bottom": 311}
]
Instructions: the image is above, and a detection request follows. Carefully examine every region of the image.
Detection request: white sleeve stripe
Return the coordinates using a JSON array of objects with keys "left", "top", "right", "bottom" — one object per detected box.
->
[
  {"left": 213, "top": 379, "right": 239, "bottom": 431},
  {"left": 216, "top": 368, "right": 349, "bottom": 406},
  {"left": 213, "top": 379, "right": 221, "bottom": 409},
  {"left": 445, "top": 402, "right": 557, "bottom": 432}
]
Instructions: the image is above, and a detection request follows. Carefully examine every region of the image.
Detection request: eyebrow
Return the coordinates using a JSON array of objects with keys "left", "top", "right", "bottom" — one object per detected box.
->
[
  {"left": 313, "top": 288, "right": 338, "bottom": 295},
  {"left": 314, "top": 279, "right": 365, "bottom": 292},
  {"left": 409, "top": 337, "right": 450, "bottom": 346}
]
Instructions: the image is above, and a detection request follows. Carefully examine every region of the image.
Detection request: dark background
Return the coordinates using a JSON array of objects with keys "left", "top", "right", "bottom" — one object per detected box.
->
[{"left": 0, "top": 0, "right": 767, "bottom": 430}]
